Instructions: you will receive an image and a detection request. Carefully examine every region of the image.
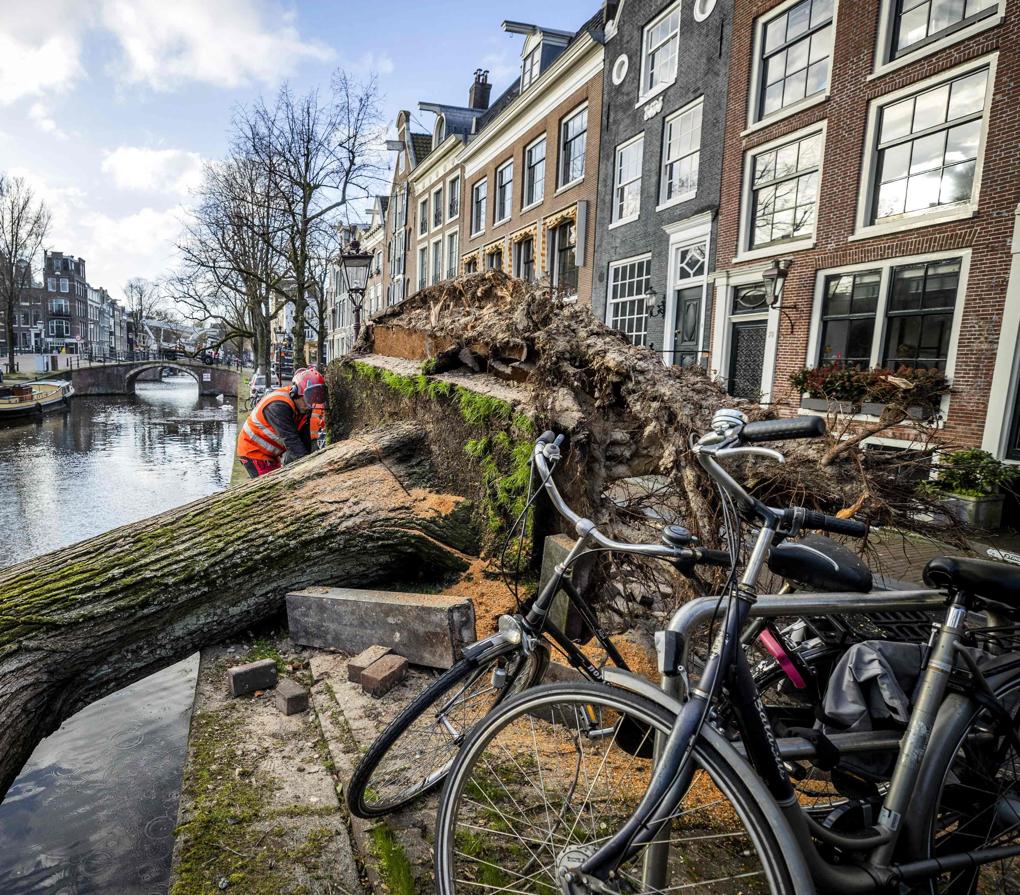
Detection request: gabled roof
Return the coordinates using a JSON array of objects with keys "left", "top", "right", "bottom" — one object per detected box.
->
[
  {"left": 419, "top": 102, "right": 485, "bottom": 139},
  {"left": 410, "top": 132, "right": 433, "bottom": 165}
]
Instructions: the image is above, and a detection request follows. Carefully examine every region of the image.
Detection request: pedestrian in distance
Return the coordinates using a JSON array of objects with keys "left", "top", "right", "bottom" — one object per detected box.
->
[{"left": 236, "top": 367, "right": 327, "bottom": 478}]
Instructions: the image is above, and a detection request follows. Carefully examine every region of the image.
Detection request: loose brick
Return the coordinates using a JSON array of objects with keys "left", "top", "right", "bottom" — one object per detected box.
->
[
  {"left": 361, "top": 654, "right": 408, "bottom": 698},
  {"left": 347, "top": 644, "right": 393, "bottom": 684},
  {"left": 275, "top": 679, "right": 309, "bottom": 716},
  {"left": 227, "top": 658, "right": 278, "bottom": 697}
]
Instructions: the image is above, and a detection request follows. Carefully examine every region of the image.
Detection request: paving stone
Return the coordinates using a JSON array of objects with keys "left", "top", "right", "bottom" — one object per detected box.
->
[
  {"left": 361, "top": 653, "right": 408, "bottom": 698},
  {"left": 347, "top": 644, "right": 393, "bottom": 684},
  {"left": 286, "top": 586, "right": 476, "bottom": 669},
  {"left": 226, "top": 658, "right": 277, "bottom": 697},
  {"left": 275, "top": 679, "right": 309, "bottom": 715}
]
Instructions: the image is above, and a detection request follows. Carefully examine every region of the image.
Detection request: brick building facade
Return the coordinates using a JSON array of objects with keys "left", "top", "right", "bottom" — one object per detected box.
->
[{"left": 710, "top": 0, "right": 1019, "bottom": 459}]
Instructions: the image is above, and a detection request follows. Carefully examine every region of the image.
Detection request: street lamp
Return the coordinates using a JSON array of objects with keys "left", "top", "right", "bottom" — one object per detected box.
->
[
  {"left": 762, "top": 258, "right": 793, "bottom": 308},
  {"left": 338, "top": 238, "right": 374, "bottom": 341},
  {"left": 644, "top": 285, "right": 666, "bottom": 318}
]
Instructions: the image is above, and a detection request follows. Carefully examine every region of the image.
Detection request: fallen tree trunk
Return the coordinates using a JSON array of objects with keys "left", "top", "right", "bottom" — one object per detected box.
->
[{"left": 0, "top": 423, "right": 474, "bottom": 800}]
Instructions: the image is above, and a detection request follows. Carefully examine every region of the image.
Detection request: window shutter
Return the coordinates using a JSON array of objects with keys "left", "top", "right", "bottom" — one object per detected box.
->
[{"left": 575, "top": 201, "right": 588, "bottom": 266}]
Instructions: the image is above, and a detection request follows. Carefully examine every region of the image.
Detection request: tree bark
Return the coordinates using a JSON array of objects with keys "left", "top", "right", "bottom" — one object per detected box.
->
[{"left": 0, "top": 424, "right": 474, "bottom": 800}]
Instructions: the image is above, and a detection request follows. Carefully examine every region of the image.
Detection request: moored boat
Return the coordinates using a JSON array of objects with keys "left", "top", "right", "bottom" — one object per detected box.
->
[{"left": 0, "top": 380, "right": 75, "bottom": 420}]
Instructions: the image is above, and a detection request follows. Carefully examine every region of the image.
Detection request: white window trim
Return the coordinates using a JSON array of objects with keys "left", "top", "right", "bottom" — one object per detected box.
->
[
  {"left": 605, "top": 252, "right": 653, "bottom": 344},
  {"left": 711, "top": 265, "right": 784, "bottom": 406},
  {"left": 431, "top": 236, "right": 443, "bottom": 283},
  {"left": 494, "top": 160, "right": 514, "bottom": 227},
  {"left": 431, "top": 186, "right": 444, "bottom": 232},
  {"left": 558, "top": 102, "right": 588, "bottom": 190},
  {"left": 802, "top": 247, "right": 971, "bottom": 421},
  {"left": 662, "top": 212, "right": 713, "bottom": 363},
  {"left": 418, "top": 197, "right": 429, "bottom": 236},
  {"left": 523, "top": 135, "right": 547, "bottom": 211},
  {"left": 735, "top": 120, "right": 827, "bottom": 263},
  {"left": 470, "top": 178, "right": 487, "bottom": 238},
  {"left": 610, "top": 133, "right": 644, "bottom": 229},
  {"left": 851, "top": 52, "right": 998, "bottom": 243},
  {"left": 447, "top": 174, "right": 461, "bottom": 222},
  {"left": 657, "top": 96, "right": 704, "bottom": 211},
  {"left": 746, "top": 0, "right": 840, "bottom": 130},
  {"left": 636, "top": 1, "right": 682, "bottom": 108},
  {"left": 872, "top": 0, "right": 1005, "bottom": 80}
]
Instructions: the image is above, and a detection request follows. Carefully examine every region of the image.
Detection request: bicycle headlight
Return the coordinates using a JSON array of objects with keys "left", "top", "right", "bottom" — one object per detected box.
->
[{"left": 497, "top": 614, "right": 523, "bottom": 645}]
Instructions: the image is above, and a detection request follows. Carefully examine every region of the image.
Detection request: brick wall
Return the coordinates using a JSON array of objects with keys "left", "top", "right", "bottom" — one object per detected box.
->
[{"left": 715, "top": 0, "right": 1019, "bottom": 451}]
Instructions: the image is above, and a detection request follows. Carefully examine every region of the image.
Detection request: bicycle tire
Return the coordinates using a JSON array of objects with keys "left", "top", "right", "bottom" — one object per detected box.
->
[
  {"left": 346, "top": 642, "right": 548, "bottom": 818},
  {"left": 903, "top": 660, "right": 1020, "bottom": 893},
  {"left": 435, "top": 681, "right": 802, "bottom": 894}
]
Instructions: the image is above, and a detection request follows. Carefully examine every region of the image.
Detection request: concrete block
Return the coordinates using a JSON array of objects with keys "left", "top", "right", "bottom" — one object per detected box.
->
[
  {"left": 361, "top": 654, "right": 408, "bottom": 698},
  {"left": 275, "top": 679, "right": 309, "bottom": 715},
  {"left": 347, "top": 645, "right": 393, "bottom": 684},
  {"left": 286, "top": 587, "right": 476, "bottom": 669},
  {"left": 539, "top": 534, "right": 596, "bottom": 640},
  {"left": 227, "top": 658, "right": 278, "bottom": 697}
]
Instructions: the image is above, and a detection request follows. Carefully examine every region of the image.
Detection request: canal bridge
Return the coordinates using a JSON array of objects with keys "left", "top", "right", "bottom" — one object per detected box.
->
[{"left": 69, "top": 359, "right": 240, "bottom": 397}]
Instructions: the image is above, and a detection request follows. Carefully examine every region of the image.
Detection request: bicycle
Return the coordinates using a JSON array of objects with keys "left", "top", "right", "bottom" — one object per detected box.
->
[{"left": 434, "top": 408, "right": 1020, "bottom": 894}]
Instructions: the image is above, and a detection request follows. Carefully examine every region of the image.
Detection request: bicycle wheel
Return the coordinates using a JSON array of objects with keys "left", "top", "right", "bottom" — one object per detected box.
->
[
  {"left": 347, "top": 641, "right": 549, "bottom": 818},
  {"left": 435, "top": 681, "right": 800, "bottom": 894},
  {"left": 906, "top": 668, "right": 1020, "bottom": 893}
]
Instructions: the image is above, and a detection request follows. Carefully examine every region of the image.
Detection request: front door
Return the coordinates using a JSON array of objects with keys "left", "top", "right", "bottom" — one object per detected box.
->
[
  {"left": 728, "top": 321, "right": 767, "bottom": 400},
  {"left": 671, "top": 286, "right": 702, "bottom": 367}
]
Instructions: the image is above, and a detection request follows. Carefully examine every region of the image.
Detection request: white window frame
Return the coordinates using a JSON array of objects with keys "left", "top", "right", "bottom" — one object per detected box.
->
[
  {"left": 802, "top": 248, "right": 971, "bottom": 421},
  {"left": 638, "top": 2, "right": 681, "bottom": 107},
  {"left": 662, "top": 212, "right": 713, "bottom": 366},
  {"left": 431, "top": 237, "right": 443, "bottom": 285},
  {"left": 605, "top": 253, "right": 653, "bottom": 347},
  {"left": 873, "top": 0, "right": 1005, "bottom": 79},
  {"left": 521, "top": 45, "right": 541, "bottom": 91},
  {"left": 737, "top": 121, "right": 827, "bottom": 263},
  {"left": 60, "top": 278, "right": 69, "bottom": 293},
  {"left": 447, "top": 174, "right": 461, "bottom": 221},
  {"left": 432, "top": 186, "right": 444, "bottom": 231},
  {"left": 658, "top": 97, "right": 704, "bottom": 210},
  {"left": 47, "top": 277, "right": 56, "bottom": 292},
  {"left": 471, "top": 178, "right": 487, "bottom": 237},
  {"left": 523, "top": 136, "right": 547, "bottom": 210},
  {"left": 610, "top": 134, "right": 644, "bottom": 228},
  {"left": 558, "top": 104, "right": 588, "bottom": 190},
  {"left": 495, "top": 159, "right": 514, "bottom": 226},
  {"left": 418, "top": 196, "right": 429, "bottom": 236},
  {"left": 745, "top": 0, "right": 839, "bottom": 133},
  {"left": 852, "top": 53, "right": 997, "bottom": 243},
  {"left": 446, "top": 231, "right": 459, "bottom": 279},
  {"left": 417, "top": 245, "right": 428, "bottom": 290}
]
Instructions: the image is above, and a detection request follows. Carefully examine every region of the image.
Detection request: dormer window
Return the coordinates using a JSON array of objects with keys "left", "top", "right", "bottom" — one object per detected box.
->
[{"left": 521, "top": 46, "right": 541, "bottom": 90}]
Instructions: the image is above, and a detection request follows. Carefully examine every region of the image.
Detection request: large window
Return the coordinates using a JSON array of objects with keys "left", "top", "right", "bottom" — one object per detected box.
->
[
  {"left": 757, "top": 0, "right": 834, "bottom": 121},
  {"left": 419, "top": 197, "right": 429, "bottom": 236},
  {"left": 514, "top": 237, "right": 535, "bottom": 282},
  {"left": 48, "top": 319, "right": 70, "bottom": 338},
  {"left": 524, "top": 137, "right": 546, "bottom": 207},
  {"left": 641, "top": 4, "right": 681, "bottom": 99},
  {"left": 521, "top": 46, "right": 541, "bottom": 91},
  {"left": 432, "top": 187, "right": 443, "bottom": 229},
  {"left": 486, "top": 247, "right": 503, "bottom": 271},
  {"left": 870, "top": 67, "right": 988, "bottom": 224},
  {"left": 607, "top": 257, "right": 651, "bottom": 347},
  {"left": 60, "top": 278, "right": 69, "bottom": 293},
  {"left": 446, "top": 232, "right": 459, "bottom": 279},
  {"left": 559, "top": 106, "right": 587, "bottom": 188},
  {"left": 661, "top": 100, "right": 702, "bottom": 205},
  {"left": 495, "top": 160, "right": 513, "bottom": 224},
  {"left": 431, "top": 240, "right": 442, "bottom": 285},
  {"left": 448, "top": 176, "right": 460, "bottom": 221},
  {"left": 749, "top": 130, "right": 822, "bottom": 249},
  {"left": 551, "top": 221, "right": 578, "bottom": 295},
  {"left": 818, "top": 270, "right": 882, "bottom": 367},
  {"left": 471, "top": 179, "right": 487, "bottom": 235},
  {"left": 884, "top": 258, "right": 961, "bottom": 370},
  {"left": 892, "top": 0, "right": 998, "bottom": 58},
  {"left": 612, "top": 136, "right": 644, "bottom": 225},
  {"left": 418, "top": 246, "right": 428, "bottom": 289}
]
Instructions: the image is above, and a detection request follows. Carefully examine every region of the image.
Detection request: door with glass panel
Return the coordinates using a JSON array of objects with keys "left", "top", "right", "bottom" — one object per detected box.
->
[{"left": 727, "top": 285, "right": 769, "bottom": 400}]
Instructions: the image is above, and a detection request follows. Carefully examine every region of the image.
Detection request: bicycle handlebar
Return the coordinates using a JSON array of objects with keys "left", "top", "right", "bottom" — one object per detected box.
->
[
  {"left": 741, "top": 415, "right": 825, "bottom": 443},
  {"left": 781, "top": 507, "right": 869, "bottom": 538}
]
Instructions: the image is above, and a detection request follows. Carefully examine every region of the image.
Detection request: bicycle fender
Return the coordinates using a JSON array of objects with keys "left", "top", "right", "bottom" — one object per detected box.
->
[{"left": 602, "top": 668, "right": 818, "bottom": 895}]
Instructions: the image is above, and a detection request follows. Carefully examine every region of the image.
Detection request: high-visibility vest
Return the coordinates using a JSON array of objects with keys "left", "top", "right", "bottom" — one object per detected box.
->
[
  {"left": 310, "top": 404, "right": 326, "bottom": 440},
  {"left": 237, "top": 388, "right": 308, "bottom": 462}
]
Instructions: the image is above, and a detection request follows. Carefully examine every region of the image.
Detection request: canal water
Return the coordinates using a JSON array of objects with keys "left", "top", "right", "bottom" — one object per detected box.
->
[{"left": 0, "top": 377, "right": 238, "bottom": 894}]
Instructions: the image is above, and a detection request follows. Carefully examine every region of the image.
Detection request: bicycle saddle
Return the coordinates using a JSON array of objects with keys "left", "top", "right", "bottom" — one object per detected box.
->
[
  {"left": 768, "top": 533, "right": 873, "bottom": 593},
  {"left": 924, "top": 555, "right": 1020, "bottom": 611}
]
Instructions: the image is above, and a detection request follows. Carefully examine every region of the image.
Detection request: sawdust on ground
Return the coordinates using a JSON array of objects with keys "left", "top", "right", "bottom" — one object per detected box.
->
[{"left": 440, "top": 558, "right": 518, "bottom": 634}]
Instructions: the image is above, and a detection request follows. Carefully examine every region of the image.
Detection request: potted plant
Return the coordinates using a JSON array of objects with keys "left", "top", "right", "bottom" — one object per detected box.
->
[{"left": 924, "top": 448, "right": 1016, "bottom": 529}]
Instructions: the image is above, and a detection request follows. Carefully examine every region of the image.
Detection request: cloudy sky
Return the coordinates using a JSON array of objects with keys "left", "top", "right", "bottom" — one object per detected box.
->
[{"left": 0, "top": 0, "right": 596, "bottom": 298}]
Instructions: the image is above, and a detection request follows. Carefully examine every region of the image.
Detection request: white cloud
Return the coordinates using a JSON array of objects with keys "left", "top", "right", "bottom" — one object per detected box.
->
[
  {"left": 28, "top": 102, "right": 69, "bottom": 139},
  {"left": 99, "top": 0, "right": 334, "bottom": 90},
  {"left": 101, "top": 147, "right": 205, "bottom": 197},
  {"left": 345, "top": 52, "right": 395, "bottom": 79},
  {"left": 0, "top": 24, "right": 81, "bottom": 105}
]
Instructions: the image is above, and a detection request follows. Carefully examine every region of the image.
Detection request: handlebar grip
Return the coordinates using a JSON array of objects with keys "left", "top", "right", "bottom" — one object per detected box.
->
[
  {"left": 794, "top": 508, "right": 869, "bottom": 538},
  {"left": 695, "top": 548, "right": 733, "bottom": 568},
  {"left": 553, "top": 434, "right": 566, "bottom": 449},
  {"left": 537, "top": 431, "right": 556, "bottom": 446},
  {"left": 742, "top": 416, "right": 826, "bottom": 443}
]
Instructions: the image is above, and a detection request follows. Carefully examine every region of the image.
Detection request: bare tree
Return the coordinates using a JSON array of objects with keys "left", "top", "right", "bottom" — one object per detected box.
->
[
  {"left": 233, "top": 71, "right": 384, "bottom": 362},
  {"left": 123, "top": 277, "right": 162, "bottom": 354},
  {"left": 0, "top": 174, "right": 51, "bottom": 371}
]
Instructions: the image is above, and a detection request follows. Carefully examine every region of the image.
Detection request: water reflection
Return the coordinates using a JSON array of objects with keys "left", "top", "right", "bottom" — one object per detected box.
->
[{"left": 0, "top": 378, "right": 238, "bottom": 894}]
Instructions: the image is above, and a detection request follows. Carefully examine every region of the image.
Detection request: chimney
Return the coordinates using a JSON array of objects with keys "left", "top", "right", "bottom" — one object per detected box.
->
[{"left": 469, "top": 69, "right": 491, "bottom": 111}]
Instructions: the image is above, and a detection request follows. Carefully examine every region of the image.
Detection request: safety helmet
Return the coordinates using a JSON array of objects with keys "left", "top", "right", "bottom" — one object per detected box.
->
[{"left": 292, "top": 367, "right": 326, "bottom": 405}]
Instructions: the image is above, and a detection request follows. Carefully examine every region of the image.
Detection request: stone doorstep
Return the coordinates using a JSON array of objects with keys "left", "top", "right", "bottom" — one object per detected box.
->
[
  {"left": 226, "top": 657, "right": 278, "bottom": 697},
  {"left": 347, "top": 644, "right": 393, "bottom": 685},
  {"left": 361, "top": 653, "right": 408, "bottom": 698}
]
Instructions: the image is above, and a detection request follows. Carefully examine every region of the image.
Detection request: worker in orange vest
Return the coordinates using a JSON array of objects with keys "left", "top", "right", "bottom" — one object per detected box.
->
[
  {"left": 237, "top": 368, "right": 327, "bottom": 478},
  {"left": 293, "top": 367, "right": 327, "bottom": 449}
]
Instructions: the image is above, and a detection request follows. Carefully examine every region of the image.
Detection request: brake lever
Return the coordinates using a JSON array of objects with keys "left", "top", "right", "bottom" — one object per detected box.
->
[{"left": 714, "top": 446, "right": 785, "bottom": 463}]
